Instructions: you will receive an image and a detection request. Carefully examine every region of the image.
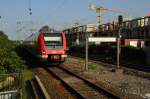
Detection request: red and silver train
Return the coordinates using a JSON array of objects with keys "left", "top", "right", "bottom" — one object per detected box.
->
[{"left": 24, "top": 31, "right": 67, "bottom": 64}]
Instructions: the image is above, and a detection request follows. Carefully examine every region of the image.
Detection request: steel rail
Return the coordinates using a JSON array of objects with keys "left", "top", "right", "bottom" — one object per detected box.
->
[
  {"left": 45, "top": 67, "right": 121, "bottom": 99},
  {"left": 34, "top": 75, "right": 51, "bottom": 99},
  {"left": 56, "top": 65, "right": 143, "bottom": 99},
  {"left": 30, "top": 75, "right": 51, "bottom": 99}
]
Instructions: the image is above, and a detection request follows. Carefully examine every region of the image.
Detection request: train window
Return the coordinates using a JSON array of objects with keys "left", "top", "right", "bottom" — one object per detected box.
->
[
  {"left": 43, "top": 33, "right": 62, "bottom": 49},
  {"left": 44, "top": 37, "right": 61, "bottom": 41}
]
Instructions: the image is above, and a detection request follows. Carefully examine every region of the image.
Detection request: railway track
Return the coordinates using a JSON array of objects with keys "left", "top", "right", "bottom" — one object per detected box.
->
[
  {"left": 45, "top": 66, "right": 114, "bottom": 99},
  {"left": 23, "top": 48, "right": 145, "bottom": 98},
  {"left": 30, "top": 75, "right": 51, "bottom": 99},
  {"left": 44, "top": 66, "right": 142, "bottom": 99}
]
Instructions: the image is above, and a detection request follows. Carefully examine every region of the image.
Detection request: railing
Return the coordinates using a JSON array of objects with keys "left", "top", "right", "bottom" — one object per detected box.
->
[
  {"left": 0, "top": 90, "right": 19, "bottom": 99},
  {"left": 0, "top": 72, "right": 25, "bottom": 99}
]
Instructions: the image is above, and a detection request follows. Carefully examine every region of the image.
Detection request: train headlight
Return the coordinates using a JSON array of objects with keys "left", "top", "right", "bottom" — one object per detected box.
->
[
  {"left": 42, "top": 50, "right": 46, "bottom": 54},
  {"left": 61, "top": 54, "right": 67, "bottom": 58}
]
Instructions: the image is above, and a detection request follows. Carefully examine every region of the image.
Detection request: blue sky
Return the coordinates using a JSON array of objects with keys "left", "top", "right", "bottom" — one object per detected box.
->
[{"left": 0, "top": 0, "right": 150, "bottom": 40}]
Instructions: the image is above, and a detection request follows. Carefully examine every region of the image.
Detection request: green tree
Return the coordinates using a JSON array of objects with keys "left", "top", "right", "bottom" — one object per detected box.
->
[
  {"left": 0, "top": 31, "right": 25, "bottom": 74},
  {"left": 39, "top": 25, "right": 54, "bottom": 32}
]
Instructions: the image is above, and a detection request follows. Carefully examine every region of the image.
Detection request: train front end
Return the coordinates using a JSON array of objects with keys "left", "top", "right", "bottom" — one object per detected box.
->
[{"left": 38, "top": 32, "right": 67, "bottom": 64}]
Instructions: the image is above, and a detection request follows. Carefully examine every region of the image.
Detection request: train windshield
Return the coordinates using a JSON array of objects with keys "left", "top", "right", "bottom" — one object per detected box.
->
[{"left": 43, "top": 33, "right": 62, "bottom": 49}]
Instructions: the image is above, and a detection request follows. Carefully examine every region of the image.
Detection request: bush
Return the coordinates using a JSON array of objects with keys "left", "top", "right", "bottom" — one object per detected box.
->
[
  {"left": 68, "top": 44, "right": 146, "bottom": 64},
  {"left": 121, "top": 46, "right": 146, "bottom": 63},
  {"left": 0, "top": 31, "right": 25, "bottom": 73}
]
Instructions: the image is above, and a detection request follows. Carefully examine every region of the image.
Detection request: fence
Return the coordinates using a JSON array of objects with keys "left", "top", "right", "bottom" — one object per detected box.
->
[{"left": 0, "top": 72, "right": 25, "bottom": 99}]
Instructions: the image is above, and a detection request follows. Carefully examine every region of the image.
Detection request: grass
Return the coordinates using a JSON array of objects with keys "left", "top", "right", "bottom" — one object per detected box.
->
[
  {"left": 23, "top": 69, "right": 33, "bottom": 81},
  {"left": 89, "top": 64, "right": 97, "bottom": 70}
]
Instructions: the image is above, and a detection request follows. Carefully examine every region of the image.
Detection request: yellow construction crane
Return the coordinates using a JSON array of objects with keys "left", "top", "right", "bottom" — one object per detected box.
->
[{"left": 89, "top": 3, "right": 127, "bottom": 25}]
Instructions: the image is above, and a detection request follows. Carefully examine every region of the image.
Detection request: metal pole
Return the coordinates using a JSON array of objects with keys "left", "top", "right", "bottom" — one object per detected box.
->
[
  {"left": 97, "top": 7, "right": 103, "bottom": 25},
  {"left": 117, "top": 28, "right": 120, "bottom": 69},
  {"left": 117, "top": 15, "right": 123, "bottom": 69},
  {"left": 85, "top": 32, "right": 88, "bottom": 71},
  {"left": 0, "top": 16, "right": 2, "bottom": 30},
  {"left": 98, "top": 12, "right": 101, "bottom": 25},
  {"left": 75, "top": 22, "right": 79, "bottom": 45}
]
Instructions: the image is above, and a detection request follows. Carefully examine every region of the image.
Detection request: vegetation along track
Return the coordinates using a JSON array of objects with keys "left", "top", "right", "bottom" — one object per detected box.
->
[
  {"left": 44, "top": 65, "right": 141, "bottom": 99},
  {"left": 70, "top": 55, "right": 150, "bottom": 72}
]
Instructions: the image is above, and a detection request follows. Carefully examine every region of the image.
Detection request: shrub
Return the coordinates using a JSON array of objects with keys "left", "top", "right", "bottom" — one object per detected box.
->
[{"left": 0, "top": 31, "right": 25, "bottom": 73}]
